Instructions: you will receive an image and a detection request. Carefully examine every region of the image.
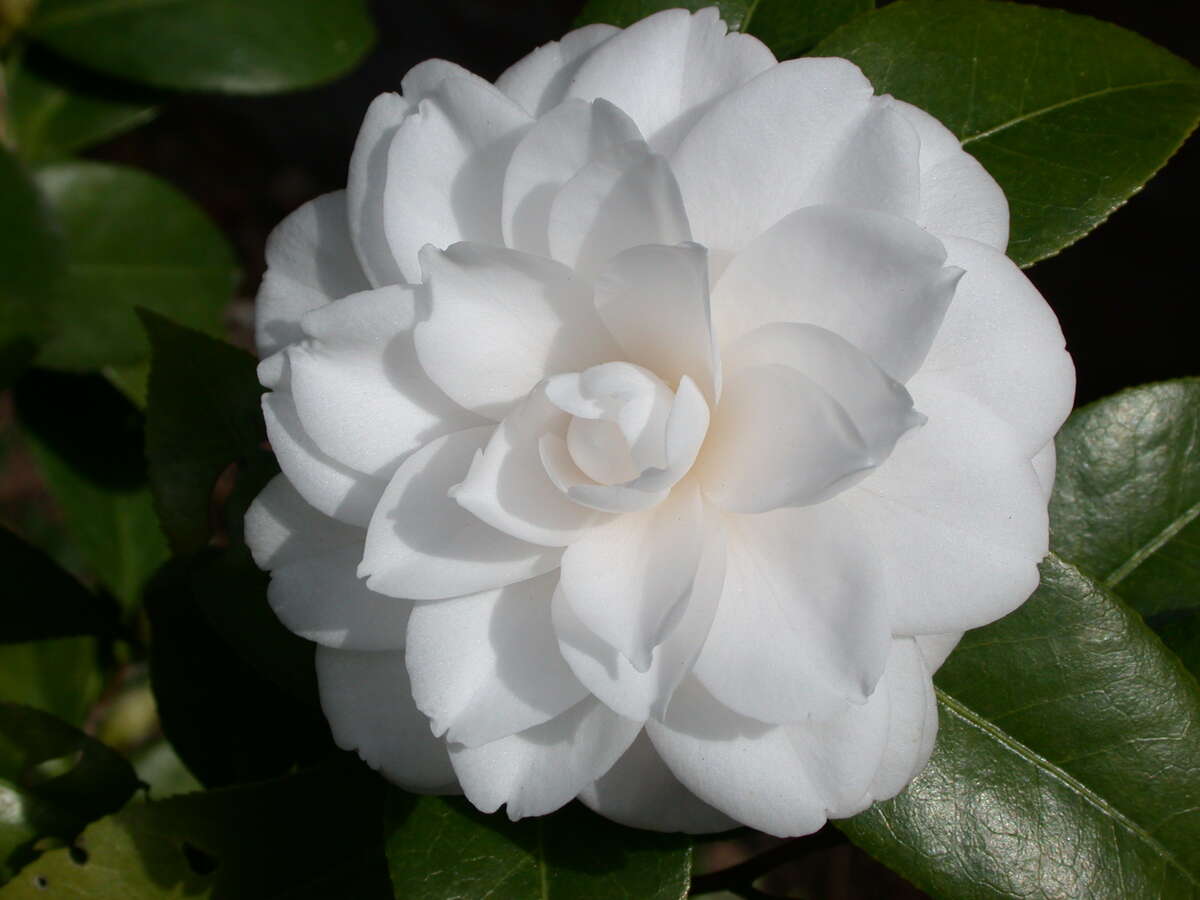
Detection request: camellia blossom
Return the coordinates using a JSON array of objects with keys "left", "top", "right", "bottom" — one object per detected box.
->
[{"left": 244, "top": 7, "right": 1075, "bottom": 836}]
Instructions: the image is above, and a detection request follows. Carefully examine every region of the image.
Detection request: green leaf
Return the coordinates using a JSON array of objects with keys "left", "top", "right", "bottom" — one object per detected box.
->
[
  {"left": 841, "top": 554, "right": 1200, "bottom": 898},
  {"left": 1050, "top": 379, "right": 1200, "bottom": 620},
  {"left": 1157, "top": 610, "right": 1200, "bottom": 683},
  {"left": 0, "top": 145, "right": 60, "bottom": 387},
  {"left": 0, "top": 703, "right": 140, "bottom": 881},
  {"left": 32, "top": 161, "right": 238, "bottom": 372},
  {"left": 14, "top": 370, "right": 169, "bottom": 614},
  {"left": 142, "top": 313, "right": 265, "bottom": 554},
  {"left": 1, "top": 526, "right": 114, "bottom": 643},
  {"left": 385, "top": 795, "right": 692, "bottom": 900},
  {"left": 0, "top": 639, "right": 103, "bottom": 728},
  {"left": 0, "top": 762, "right": 392, "bottom": 898},
  {"left": 5, "top": 49, "right": 157, "bottom": 164},
  {"left": 26, "top": 0, "right": 375, "bottom": 94},
  {"left": 574, "top": 0, "right": 871, "bottom": 57},
  {"left": 812, "top": 0, "right": 1200, "bottom": 267}
]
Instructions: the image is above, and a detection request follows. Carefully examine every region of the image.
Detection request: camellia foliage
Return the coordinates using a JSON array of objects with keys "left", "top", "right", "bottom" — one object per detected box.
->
[{"left": 0, "top": 0, "right": 1197, "bottom": 898}]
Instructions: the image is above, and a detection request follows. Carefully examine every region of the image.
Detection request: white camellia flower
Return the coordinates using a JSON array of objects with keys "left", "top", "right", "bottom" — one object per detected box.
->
[{"left": 244, "top": 8, "right": 1075, "bottom": 836}]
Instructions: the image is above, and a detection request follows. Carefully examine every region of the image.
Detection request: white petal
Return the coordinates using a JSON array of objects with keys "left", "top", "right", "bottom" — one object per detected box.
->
[
  {"left": 1032, "top": 439, "right": 1057, "bottom": 501},
  {"left": 916, "top": 632, "right": 963, "bottom": 673},
  {"left": 710, "top": 205, "right": 962, "bottom": 381},
  {"left": 547, "top": 140, "right": 691, "bottom": 279},
  {"left": 405, "top": 572, "right": 587, "bottom": 748},
  {"left": 262, "top": 391, "right": 386, "bottom": 527},
  {"left": 255, "top": 191, "right": 370, "bottom": 357},
  {"left": 894, "top": 99, "right": 1009, "bottom": 250},
  {"left": 244, "top": 473, "right": 362, "bottom": 570},
  {"left": 361, "top": 427, "right": 560, "bottom": 600},
  {"left": 696, "top": 363, "right": 872, "bottom": 513},
  {"left": 646, "top": 678, "right": 828, "bottom": 837},
  {"left": 347, "top": 93, "right": 409, "bottom": 287},
  {"left": 496, "top": 23, "right": 618, "bottom": 116},
  {"left": 724, "top": 322, "right": 921, "bottom": 465},
  {"left": 840, "top": 387, "right": 1049, "bottom": 635},
  {"left": 565, "top": 7, "right": 775, "bottom": 153},
  {"left": 594, "top": 242, "right": 719, "bottom": 402},
  {"left": 867, "top": 637, "right": 939, "bottom": 803},
  {"left": 691, "top": 502, "right": 891, "bottom": 724},
  {"left": 415, "top": 244, "right": 621, "bottom": 420},
  {"left": 910, "top": 236, "right": 1075, "bottom": 456},
  {"left": 449, "top": 697, "right": 640, "bottom": 820},
  {"left": 558, "top": 484, "right": 706, "bottom": 672},
  {"left": 454, "top": 388, "right": 611, "bottom": 547},
  {"left": 317, "top": 646, "right": 457, "bottom": 793},
  {"left": 502, "top": 98, "right": 642, "bottom": 256},
  {"left": 383, "top": 76, "right": 531, "bottom": 283},
  {"left": 287, "top": 286, "right": 484, "bottom": 478},
  {"left": 670, "top": 58, "right": 875, "bottom": 255},
  {"left": 578, "top": 732, "right": 737, "bottom": 833},
  {"left": 553, "top": 506, "right": 725, "bottom": 720}
]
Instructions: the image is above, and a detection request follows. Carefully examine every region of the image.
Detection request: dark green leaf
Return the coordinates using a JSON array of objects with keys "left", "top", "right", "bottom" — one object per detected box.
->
[
  {"left": 812, "top": 0, "right": 1200, "bottom": 267},
  {"left": 146, "top": 554, "right": 329, "bottom": 788},
  {"left": 574, "top": 0, "right": 870, "bottom": 57},
  {"left": 0, "top": 145, "right": 60, "bottom": 387},
  {"left": 0, "top": 762, "right": 391, "bottom": 898},
  {"left": 1051, "top": 379, "right": 1200, "bottom": 619},
  {"left": 33, "top": 161, "right": 238, "bottom": 372},
  {"left": 1, "top": 526, "right": 114, "bottom": 643},
  {"left": 0, "top": 703, "right": 140, "bottom": 881},
  {"left": 14, "top": 371, "right": 168, "bottom": 614},
  {"left": 142, "top": 312, "right": 265, "bottom": 554},
  {"left": 0, "top": 639, "right": 103, "bottom": 728},
  {"left": 27, "top": 0, "right": 375, "bottom": 94},
  {"left": 385, "top": 794, "right": 692, "bottom": 900},
  {"left": 841, "top": 554, "right": 1200, "bottom": 898},
  {"left": 6, "top": 49, "right": 157, "bottom": 164},
  {"left": 1156, "top": 610, "right": 1200, "bottom": 683}
]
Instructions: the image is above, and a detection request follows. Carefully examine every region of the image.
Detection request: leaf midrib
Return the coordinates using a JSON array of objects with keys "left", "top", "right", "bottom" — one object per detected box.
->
[
  {"left": 935, "top": 676, "right": 1198, "bottom": 889},
  {"left": 1105, "top": 498, "right": 1200, "bottom": 589},
  {"left": 960, "top": 78, "right": 1198, "bottom": 145}
]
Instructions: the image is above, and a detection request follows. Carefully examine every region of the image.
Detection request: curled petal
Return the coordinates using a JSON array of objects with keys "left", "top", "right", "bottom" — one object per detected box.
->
[
  {"left": 867, "top": 638, "right": 939, "bottom": 803},
  {"left": 449, "top": 697, "right": 641, "bottom": 820},
  {"left": 361, "top": 427, "right": 560, "bottom": 600},
  {"left": 405, "top": 572, "right": 587, "bottom": 748},
  {"left": 496, "top": 23, "right": 618, "bottom": 116},
  {"left": 347, "top": 93, "right": 409, "bottom": 286},
  {"left": 415, "top": 244, "right": 622, "bottom": 420},
  {"left": 565, "top": 7, "right": 775, "bottom": 153},
  {"left": 547, "top": 140, "right": 692, "bottom": 279},
  {"left": 578, "top": 732, "right": 737, "bottom": 833},
  {"left": 383, "top": 76, "right": 531, "bottom": 283},
  {"left": 502, "top": 98, "right": 642, "bottom": 256},
  {"left": 317, "top": 647, "right": 458, "bottom": 793},
  {"left": 696, "top": 363, "right": 872, "bottom": 514},
  {"left": 255, "top": 191, "right": 370, "bottom": 357},
  {"left": 691, "top": 502, "right": 891, "bottom": 724},
  {"left": 710, "top": 205, "right": 962, "bottom": 382},
  {"left": 288, "top": 285, "right": 484, "bottom": 478}
]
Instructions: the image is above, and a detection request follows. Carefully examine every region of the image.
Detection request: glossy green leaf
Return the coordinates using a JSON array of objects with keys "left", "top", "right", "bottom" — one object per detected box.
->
[
  {"left": 142, "top": 313, "right": 265, "bottom": 554},
  {"left": 33, "top": 162, "right": 238, "bottom": 372},
  {"left": 1, "top": 526, "right": 114, "bottom": 643},
  {"left": 841, "top": 554, "right": 1200, "bottom": 898},
  {"left": 0, "top": 762, "right": 391, "bottom": 898},
  {"left": 146, "top": 555, "right": 329, "bottom": 789},
  {"left": 14, "top": 371, "right": 169, "bottom": 614},
  {"left": 0, "top": 145, "right": 60, "bottom": 387},
  {"left": 813, "top": 0, "right": 1200, "bottom": 267},
  {"left": 1051, "top": 379, "right": 1200, "bottom": 619},
  {"left": 5, "top": 50, "right": 157, "bottom": 163},
  {"left": 0, "top": 639, "right": 103, "bottom": 728},
  {"left": 0, "top": 703, "right": 140, "bottom": 881},
  {"left": 574, "top": 0, "right": 870, "bottom": 57},
  {"left": 26, "top": 0, "right": 375, "bottom": 94},
  {"left": 385, "top": 795, "right": 692, "bottom": 900}
]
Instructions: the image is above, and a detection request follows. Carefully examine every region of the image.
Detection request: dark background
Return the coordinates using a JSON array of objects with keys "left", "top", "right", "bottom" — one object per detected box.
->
[
  {"left": 90, "top": 0, "right": 1200, "bottom": 410},
  {"left": 32, "top": 2, "right": 1200, "bottom": 897}
]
